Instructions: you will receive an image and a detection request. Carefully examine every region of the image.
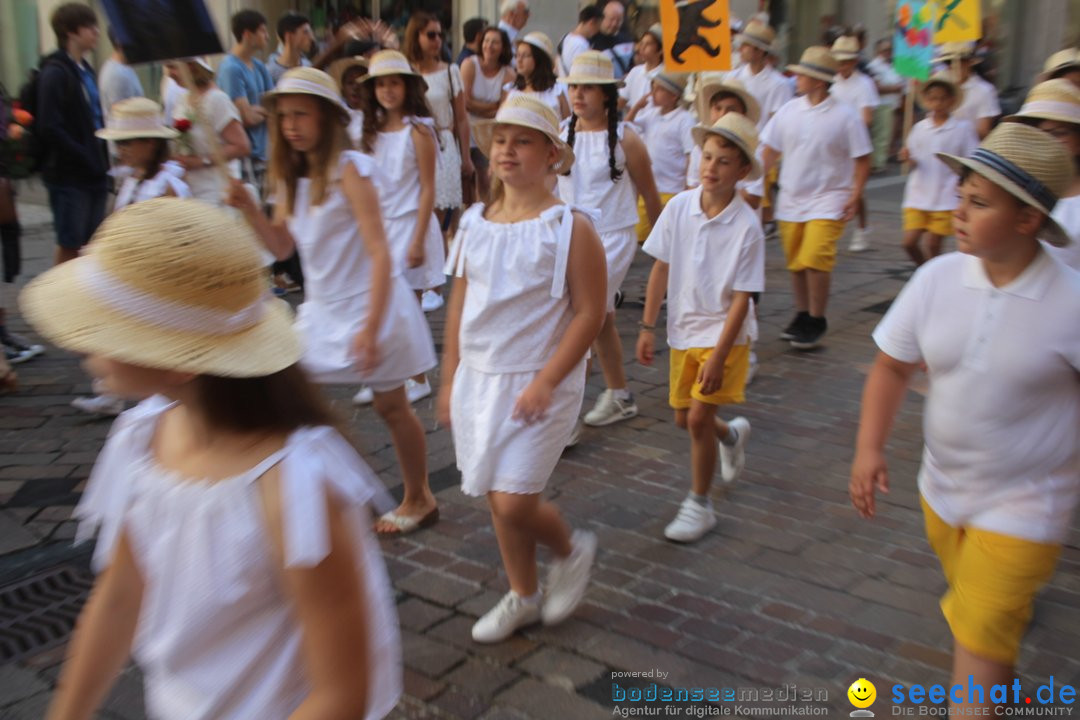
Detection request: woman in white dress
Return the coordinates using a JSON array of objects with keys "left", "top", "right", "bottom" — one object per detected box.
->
[
  {"left": 462, "top": 26, "right": 516, "bottom": 200},
  {"left": 507, "top": 32, "right": 570, "bottom": 120},
  {"left": 230, "top": 68, "right": 439, "bottom": 537}
]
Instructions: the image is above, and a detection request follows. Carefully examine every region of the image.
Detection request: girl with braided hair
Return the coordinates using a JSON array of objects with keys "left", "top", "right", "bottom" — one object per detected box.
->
[{"left": 558, "top": 51, "right": 661, "bottom": 430}]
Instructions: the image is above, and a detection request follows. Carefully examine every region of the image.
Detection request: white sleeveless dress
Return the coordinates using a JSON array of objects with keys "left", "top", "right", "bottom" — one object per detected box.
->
[
  {"left": 114, "top": 161, "right": 192, "bottom": 209},
  {"left": 422, "top": 64, "right": 464, "bottom": 209},
  {"left": 558, "top": 122, "right": 638, "bottom": 312},
  {"left": 73, "top": 397, "right": 401, "bottom": 720},
  {"left": 445, "top": 204, "right": 592, "bottom": 495},
  {"left": 287, "top": 151, "right": 436, "bottom": 387},
  {"left": 370, "top": 118, "right": 447, "bottom": 290}
]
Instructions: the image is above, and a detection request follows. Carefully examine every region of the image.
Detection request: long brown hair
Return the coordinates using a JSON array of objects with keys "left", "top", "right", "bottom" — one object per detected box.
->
[
  {"left": 267, "top": 95, "right": 351, "bottom": 216},
  {"left": 358, "top": 74, "right": 433, "bottom": 154},
  {"left": 191, "top": 364, "right": 341, "bottom": 434},
  {"left": 402, "top": 11, "right": 440, "bottom": 66}
]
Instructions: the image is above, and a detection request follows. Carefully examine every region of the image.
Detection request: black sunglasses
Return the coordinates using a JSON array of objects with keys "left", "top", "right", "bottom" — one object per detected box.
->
[{"left": 425, "top": 30, "right": 443, "bottom": 40}]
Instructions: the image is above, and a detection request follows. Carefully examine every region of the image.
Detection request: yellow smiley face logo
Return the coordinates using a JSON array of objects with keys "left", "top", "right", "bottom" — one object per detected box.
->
[{"left": 848, "top": 678, "right": 877, "bottom": 709}]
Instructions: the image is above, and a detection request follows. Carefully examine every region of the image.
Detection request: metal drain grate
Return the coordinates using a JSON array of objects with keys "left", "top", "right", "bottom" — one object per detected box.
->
[{"left": 0, "top": 564, "right": 95, "bottom": 664}]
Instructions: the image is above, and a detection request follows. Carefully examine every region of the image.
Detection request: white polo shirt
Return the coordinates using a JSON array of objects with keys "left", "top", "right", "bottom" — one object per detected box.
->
[
  {"left": 830, "top": 71, "right": 880, "bottom": 116},
  {"left": 620, "top": 63, "right": 661, "bottom": 109},
  {"left": 635, "top": 105, "right": 697, "bottom": 194},
  {"left": 728, "top": 63, "right": 793, "bottom": 130},
  {"left": 953, "top": 74, "right": 1001, "bottom": 125},
  {"left": 901, "top": 116, "right": 979, "bottom": 211},
  {"left": 873, "top": 250, "right": 1080, "bottom": 544},
  {"left": 1048, "top": 195, "right": 1080, "bottom": 271},
  {"left": 759, "top": 95, "right": 873, "bottom": 222},
  {"left": 642, "top": 187, "right": 765, "bottom": 349}
]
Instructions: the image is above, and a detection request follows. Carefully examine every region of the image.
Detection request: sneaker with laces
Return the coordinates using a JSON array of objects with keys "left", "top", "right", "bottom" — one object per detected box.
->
[
  {"left": 352, "top": 386, "right": 374, "bottom": 405},
  {"left": 421, "top": 290, "right": 445, "bottom": 313},
  {"left": 542, "top": 529, "right": 597, "bottom": 625},
  {"left": 663, "top": 496, "right": 717, "bottom": 543},
  {"left": 583, "top": 389, "right": 638, "bottom": 427},
  {"left": 718, "top": 416, "right": 751, "bottom": 484},
  {"left": 471, "top": 591, "right": 541, "bottom": 643},
  {"left": 4, "top": 344, "right": 37, "bottom": 365},
  {"left": 406, "top": 378, "right": 432, "bottom": 403},
  {"left": 848, "top": 227, "right": 871, "bottom": 252},
  {"left": 71, "top": 394, "right": 126, "bottom": 416},
  {"left": 1, "top": 330, "right": 44, "bottom": 364},
  {"left": 790, "top": 316, "right": 827, "bottom": 350},
  {"left": 779, "top": 312, "right": 809, "bottom": 341}
]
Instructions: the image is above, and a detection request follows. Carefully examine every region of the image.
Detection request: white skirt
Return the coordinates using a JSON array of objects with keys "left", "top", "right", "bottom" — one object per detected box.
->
[
  {"left": 384, "top": 210, "right": 447, "bottom": 291},
  {"left": 601, "top": 227, "right": 638, "bottom": 312},
  {"left": 434, "top": 128, "right": 463, "bottom": 210},
  {"left": 295, "top": 276, "right": 437, "bottom": 387},
  {"left": 450, "top": 360, "right": 586, "bottom": 496}
]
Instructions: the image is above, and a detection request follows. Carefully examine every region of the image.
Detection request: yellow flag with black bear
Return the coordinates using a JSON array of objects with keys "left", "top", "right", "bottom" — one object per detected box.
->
[{"left": 660, "top": 0, "right": 731, "bottom": 72}]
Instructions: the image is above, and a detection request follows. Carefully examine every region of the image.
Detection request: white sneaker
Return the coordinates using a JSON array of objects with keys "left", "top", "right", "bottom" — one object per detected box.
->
[
  {"left": 719, "top": 416, "right": 751, "bottom": 484},
  {"left": 421, "top": 290, "right": 445, "bottom": 313},
  {"left": 352, "top": 386, "right": 374, "bottom": 405},
  {"left": 848, "top": 227, "right": 871, "bottom": 252},
  {"left": 405, "top": 378, "right": 432, "bottom": 403},
  {"left": 565, "top": 420, "right": 583, "bottom": 448},
  {"left": 583, "top": 389, "right": 638, "bottom": 427},
  {"left": 542, "top": 530, "right": 597, "bottom": 626},
  {"left": 471, "top": 591, "right": 541, "bottom": 643},
  {"left": 663, "top": 496, "right": 717, "bottom": 543},
  {"left": 746, "top": 351, "right": 759, "bottom": 385},
  {"left": 71, "top": 394, "right": 125, "bottom": 416}
]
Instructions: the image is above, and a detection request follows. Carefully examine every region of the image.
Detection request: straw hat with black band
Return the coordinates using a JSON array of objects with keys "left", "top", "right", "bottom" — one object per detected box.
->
[
  {"left": 830, "top": 36, "right": 861, "bottom": 62},
  {"left": 787, "top": 46, "right": 839, "bottom": 84},
  {"left": 652, "top": 69, "right": 689, "bottom": 98},
  {"left": 936, "top": 122, "right": 1075, "bottom": 247},
  {"left": 695, "top": 75, "right": 761, "bottom": 125},
  {"left": 473, "top": 94, "right": 574, "bottom": 174},
  {"left": 738, "top": 20, "right": 775, "bottom": 53},
  {"left": 916, "top": 72, "right": 964, "bottom": 112},
  {"left": 691, "top": 112, "right": 762, "bottom": 180},
  {"left": 1004, "top": 78, "right": 1080, "bottom": 127},
  {"left": 933, "top": 41, "right": 979, "bottom": 65},
  {"left": 263, "top": 67, "right": 352, "bottom": 125}
]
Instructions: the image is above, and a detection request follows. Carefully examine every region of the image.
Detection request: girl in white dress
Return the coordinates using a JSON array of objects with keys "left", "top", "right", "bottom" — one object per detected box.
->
[
  {"left": 558, "top": 52, "right": 661, "bottom": 430},
  {"left": 230, "top": 68, "right": 439, "bottom": 537},
  {"left": 359, "top": 50, "right": 445, "bottom": 402},
  {"left": 24, "top": 197, "right": 401, "bottom": 720},
  {"left": 508, "top": 32, "right": 570, "bottom": 120},
  {"left": 437, "top": 95, "right": 606, "bottom": 644}
]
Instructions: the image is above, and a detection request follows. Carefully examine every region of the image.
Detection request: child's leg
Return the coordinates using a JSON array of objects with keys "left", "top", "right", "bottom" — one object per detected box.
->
[
  {"left": 791, "top": 270, "right": 809, "bottom": 313},
  {"left": 687, "top": 399, "right": 720, "bottom": 496},
  {"left": 806, "top": 269, "right": 831, "bottom": 317},
  {"left": 488, "top": 491, "right": 573, "bottom": 596},
  {"left": 925, "top": 232, "right": 945, "bottom": 260},
  {"left": 902, "top": 229, "right": 926, "bottom": 265},
  {"left": 951, "top": 643, "right": 1013, "bottom": 710},
  {"left": 593, "top": 311, "right": 628, "bottom": 392},
  {"left": 372, "top": 387, "right": 436, "bottom": 530},
  {"left": 409, "top": 291, "right": 430, "bottom": 387},
  {"left": 857, "top": 196, "right": 868, "bottom": 230}
]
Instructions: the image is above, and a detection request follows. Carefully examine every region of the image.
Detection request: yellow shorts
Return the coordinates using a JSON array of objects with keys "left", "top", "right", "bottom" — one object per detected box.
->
[
  {"left": 668, "top": 345, "right": 750, "bottom": 410},
  {"left": 637, "top": 193, "right": 677, "bottom": 245},
  {"left": 761, "top": 165, "right": 779, "bottom": 210},
  {"left": 921, "top": 497, "right": 1062, "bottom": 665},
  {"left": 778, "top": 219, "right": 846, "bottom": 273},
  {"left": 903, "top": 208, "right": 953, "bottom": 236}
]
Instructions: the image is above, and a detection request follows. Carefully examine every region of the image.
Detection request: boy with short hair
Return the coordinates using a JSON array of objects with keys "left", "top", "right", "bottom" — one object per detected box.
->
[
  {"left": 760, "top": 46, "right": 872, "bottom": 350},
  {"left": 268, "top": 13, "right": 314, "bottom": 83},
  {"left": 851, "top": 122, "right": 1080, "bottom": 698},
  {"left": 638, "top": 112, "right": 765, "bottom": 543}
]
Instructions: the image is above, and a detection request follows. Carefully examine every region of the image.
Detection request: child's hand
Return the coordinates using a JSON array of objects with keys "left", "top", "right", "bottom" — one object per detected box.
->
[
  {"left": 351, "top": 329, "right": 379, "bottom": 373},
  {"left": 636, "top": 330, "right": 655, "bottom": 365},
  {"left": 407, "top": 242, "right": 425, "bottom": 268},
  {"left": 436, "top": 383, "right": 452, "bottom": 427},
  {"left": 850, "top": 448, "right": 890, "bottom": 519},
  {"left": 897, "top": 147, "right": 910, "bottom": 164},
  {"left": 512, "top": 376, "right": 553, "bottom": 425},
  {"left": 696, "top": 353, "right": 725, "bottom": 396},
  {"left": 841, "top": 194, "right": 861, "bottom": 221},
  {"left": 225, "top": 178, "right": 257, "bottom": 215}
]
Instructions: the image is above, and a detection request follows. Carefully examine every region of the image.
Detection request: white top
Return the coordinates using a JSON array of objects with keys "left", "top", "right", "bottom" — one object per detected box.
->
[
  {"left": 466, "top": 57, "right": 511, "bottom": 145},
  {"left": 347, "top": 108, "right": 364, "bottom": 149},
  {"left": 558, "top": 122, "right": 638, "bottom": 233},
  {"left": 172, "top": 88, "right": 243, "bottom": 205},
  {"left": 73, "top": 397, "right": 401, "bottom": 720},
  {"left": 114, "top": 162, "right": 192, "bottom": 210},
  {"left": 1048, "top": 195, "right": 1080, "bottom": 271},
  {"left": 866, "top": 56, "right": 904, "bottom": 109},
  {"left": 901, "top": 116, "right": 979, "bottom": 211},
  {"left": 423, "top": 63, "right": 463, "bottom": 133},
  {"left": 561, "top": 33, "right": 592, "bottom": 75},
  {"left": 954, "top": 74, "right": 1001, "bottom": 124},
  {"left": 642, "top": 187, "right": 765, "bottom": 349},
  {"left": 873, "top": 251, "right": 1080, "bottom": 544},
  {"left": 760, "top": 95, "right": 873, "bottom": 222},
  {"left": 634, "top": 105, "right": 696, "bottom": 194},
  {"left": 370, "top": 118, "right": 435, "bottom": 219},
  {"left": 830, "top": 71, "right": 880, "bottom": 114},
  {"left": 619, "top": 63, "right": 661, "bottom": 109},
  {"left": 98, "top": 58, "right": 144, "bottom": 114},
  {"left": 447, "top": 203, "right": 584, "bottom": 373},
  {"left": 498, "top": 20, "right": 521, "bottom": 46},
  {"left": 285, "top": 151, "right": 397, "bottom": 303},
  {"left": 728, "top": 63, "right": 794, "bottom": 129},
  {"left": 161, "top": 76, "right": 187, "bottom": 127},
  {"left": 506, "top": 84, "right": 566, "bottom": 118}
]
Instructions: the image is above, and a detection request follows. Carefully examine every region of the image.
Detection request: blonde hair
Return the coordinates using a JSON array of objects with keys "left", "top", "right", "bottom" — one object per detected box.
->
[{"left": 267, "top": 95, "right": 351, "bottom": 216}]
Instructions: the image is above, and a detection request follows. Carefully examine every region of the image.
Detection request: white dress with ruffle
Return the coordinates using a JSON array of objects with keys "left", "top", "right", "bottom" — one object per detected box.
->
[
  {"left": 114, "top": 161, "right": 192, "bottom": 209},
  {"left": 73, "top": 397, "right": 401, "bottom": 720}
]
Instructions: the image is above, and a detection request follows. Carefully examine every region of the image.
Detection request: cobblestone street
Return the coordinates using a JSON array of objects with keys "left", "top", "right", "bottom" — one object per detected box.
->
[{"left": 1, "top": 177, "right": 1077, "bottom": 719}]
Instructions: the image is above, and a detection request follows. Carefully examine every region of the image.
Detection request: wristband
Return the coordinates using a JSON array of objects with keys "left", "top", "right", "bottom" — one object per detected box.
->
[{"left": 638, "top": 321, "right": 656, "bottom": 332}]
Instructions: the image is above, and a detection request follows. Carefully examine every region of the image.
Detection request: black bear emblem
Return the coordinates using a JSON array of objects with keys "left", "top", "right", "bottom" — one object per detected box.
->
[{"left": 671, "top": 0, "right": 724, "bottom": 64}]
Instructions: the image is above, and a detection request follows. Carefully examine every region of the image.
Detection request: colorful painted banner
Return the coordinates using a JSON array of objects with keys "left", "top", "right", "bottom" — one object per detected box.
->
[
  {"left": 934, "top": 0, "right": 981, "bottom": 43},
  {"left": 661, "top": 0, "right": 731, "bottom": 73},
  {"left": 894, "top": 0, "right": 935, "bottom": 80}
]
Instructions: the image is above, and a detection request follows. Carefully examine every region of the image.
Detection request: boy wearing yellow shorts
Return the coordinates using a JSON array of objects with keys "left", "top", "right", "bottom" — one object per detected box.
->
[
  {"left": 760, "top": 46, "right": 872, "bottom": 350},
  {"left": 899, "top": 73, "right": 978, "bottom": 266},
  {"left": 851, "top": 123, "right": 1080, "bottom": 701},
  {"left": 637, "top": 113, "right": 764, "bottom": 543}
]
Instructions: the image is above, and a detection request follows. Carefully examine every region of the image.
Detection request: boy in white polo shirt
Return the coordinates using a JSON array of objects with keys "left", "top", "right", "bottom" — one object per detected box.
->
[
  {"left": 935, "top": 42, "right": 1000, "bottom": 139},
  {"left": 637, "top": 113, "right": 765, "bottom": 543},
  {"left": 899, "top": 73, "right": 978, "bottom": 265},
  {"left": 761, "top": 46, "right": 872, "bottom": 350},
  {"left": 851, "top": 122, "right": 1080, "bottom": 695}
]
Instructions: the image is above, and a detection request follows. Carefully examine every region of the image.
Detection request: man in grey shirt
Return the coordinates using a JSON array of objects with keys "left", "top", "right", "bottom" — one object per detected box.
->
[
  {"left": 268, "top": 13, "right": 313, "bottom": 83},
  {"left": 97, "top": 27, "right": 144, "bottom": 162}
]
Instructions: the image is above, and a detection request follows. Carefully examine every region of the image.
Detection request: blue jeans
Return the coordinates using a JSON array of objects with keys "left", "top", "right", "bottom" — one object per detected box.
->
[{"left": 45, "top": 183, "right": 106, "bottom": 250}]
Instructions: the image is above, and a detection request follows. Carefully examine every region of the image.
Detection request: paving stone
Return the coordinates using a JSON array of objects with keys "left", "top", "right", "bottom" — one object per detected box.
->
[
  {"left": 494, "top": 678, "right": 609, "bottom": 720},
  {"left": 400, "top": 629, "right": 468, "bottom": 678},
  {"left": 0, "top": 665, "right": 49, "bottom": 705},
  {"left": 443, "top": 658, "right": 521, "bottom": 698},
  {"left": 396, "top": 569, "right": 483, "bottom": 608},
  {"left": 517, "top": 647, "right": 607, "bottom": 689}
]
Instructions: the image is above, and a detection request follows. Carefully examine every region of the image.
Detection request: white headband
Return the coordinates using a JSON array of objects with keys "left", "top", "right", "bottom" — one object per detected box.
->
[{"left": 1019, "top": 99, "right": 1080, "bottom": 123}]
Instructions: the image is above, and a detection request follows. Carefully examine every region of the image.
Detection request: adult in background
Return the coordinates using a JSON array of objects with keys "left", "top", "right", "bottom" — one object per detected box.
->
[
  {"left": 37, "top": 3, "right": 107, "bottom": 266},
  {"left": 561, "top": 5, "right": 604, "bottom": 76},
  {"left": 463, "top": 27, "right": 515, "bottom": 201},
  {"left": 457, "top": 18, "right": 487, "bottom": 66},
  {"left": 98, "top": 26, "right": 145, "bottom": 166},
  {"left": 268, "top": 13, "right": 314, "bottom": 83},
  {"left": 498, "top": 0, "right": 530, "bottom": 47},
  {"left": 866, "top": 37, "right": 905, "bottom": 173},
  {"left": 591, "top": 0, "right": 635, "bottom": 80},
  {"left": 217, "top": 10, "right": 274, "bottom": 175}
]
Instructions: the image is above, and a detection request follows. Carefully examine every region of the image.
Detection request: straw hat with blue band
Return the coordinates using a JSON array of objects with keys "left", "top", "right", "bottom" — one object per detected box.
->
[
  {"left": 787, "top": 46, "right": 839, "bottom": 83},
  {"left": 937, "top": 123, "right": 1075, "bottom": 247}
]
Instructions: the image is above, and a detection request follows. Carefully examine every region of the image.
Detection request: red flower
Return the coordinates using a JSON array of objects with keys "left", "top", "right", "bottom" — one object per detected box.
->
[{"left": 174, "top": 118, "right": 192, "bottom": 132}]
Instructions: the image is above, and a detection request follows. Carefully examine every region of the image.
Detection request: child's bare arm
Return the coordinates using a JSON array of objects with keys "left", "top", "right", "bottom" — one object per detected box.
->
[
  {"left": 623, "top": 128, "right": 662, "bottom": 226},
  {"left": 437, "top": 272, "right": 468, "bottom": 428},
  {"left": 409, "top": 125, "right": 438, "bottom": 267},
  {"left": 228, "top": 179, "right": 296, "bottom": 260},
  {"left": 636, "top": 259, "right": 669, "bottom": 366},
  {"left": 46, "top": 533, "right": 144, "bottom": 720},
  {"left": 697, "top": 291, "right": 751, "bottom": 396}
]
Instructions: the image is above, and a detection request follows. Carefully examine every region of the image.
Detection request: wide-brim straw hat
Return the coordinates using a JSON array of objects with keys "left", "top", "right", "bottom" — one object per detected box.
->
[
  {"left": 916, "top": 72, "right": 964, "bottom": 111},
  {"left": 691, "top": 112, "right": 762, "bottom": 181},
  {"left": 787, "top": 46, "right": 838, "bottom": 83},
  {"left": 1004, "top": 78, "right": 1080, "bottom": 126},
  {"left": 738, "top": 19, "right": 775, "bottom": 52},
  {"left": 263, "top": 67, "right": 351, "bottom": 125},
  {"left": 933, "top": 41, "right": 979, "bottom": 64},
  {"left": 830, "top": 35, "right": 860, "bottom": 61},
  {"left": 937, "top": 123, "right": 1075, "bottom": 247},
  {"left": 520, "top": 31, "right": 557, "bottom": 67},
  {"left": 362, "top": 49, "right": 427, "bottom": 89},
  {"left": 328, "top": 56, "right": 369, "bottom": 91},
  {"left": 696, "top": 74, "right": 761, "bottom": 125},
  {"left": 643, "top": 23, "right": 663, "bottom": 47},
  {"left": 96, "top": 97, "right": 179, "bottom": 141},
  {"left": 473, "top": 94, "right": 574, "bottom": 174},
  {"left": 558, "top": 50, "right": 623, "bottom": 86},
  {"left": 19, "top": 198, "right": 301, "bottom": 376},
  {"left": 652, "top": 69, "right": 689, "bottom": 97},
  {"left": 1040, "top": 48, "right": 1080, "bottom": 81}
]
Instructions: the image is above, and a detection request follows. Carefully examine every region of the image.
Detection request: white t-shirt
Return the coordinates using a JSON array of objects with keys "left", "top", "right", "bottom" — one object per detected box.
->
[
  {"left": 954, "top": 74, "right": 1001, "bottom": 125},
  {"left": 728, "top": 63, "right": 793, "bottom": 129},
  {"left": 635, "top": 105, "right": 696, "bottom": 194},
  {"left": 172, "top": 88, "right": 243, "bottom": 205},
  {"left": 759, "top": 95, "right": 873, "bottom": 222},
  {"left": 830, "top": 71, "right": 880, "bottom": 116},
  {"left": 901, "top": 116, "right": 978, "bottom": 211},
  {"left": 642, "top": 187, "right": 765, "bottom": 349},
  {"left": 866, "top": 56, "right": 904, "bottom": 110},
  {"left": 1048, "top": 194, "right": 1080, "bottom": 271},
  {"left": 620, "top": 63, "right": 661, "bottom": 109},
  {"left": 561, "top": 33, "right": 591, "bottom": 74},
  {"left": 872, "top": 250, "right": 1080, "bottom": 544}
]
